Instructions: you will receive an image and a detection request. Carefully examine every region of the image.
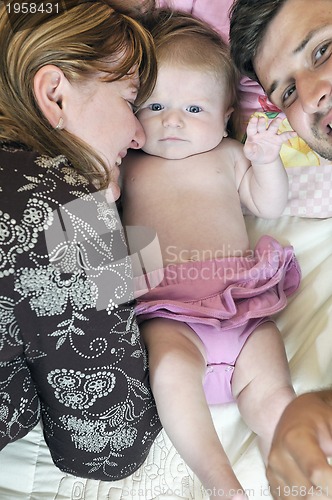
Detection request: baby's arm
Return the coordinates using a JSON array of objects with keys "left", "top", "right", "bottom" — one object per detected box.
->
[{"left": 239, "top": 115, "right": 296, "bottom": 218}]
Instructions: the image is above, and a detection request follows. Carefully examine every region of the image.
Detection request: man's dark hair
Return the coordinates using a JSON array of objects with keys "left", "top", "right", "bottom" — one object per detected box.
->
[{"left": 229, "top": 0, "right": 287, "bottom": 83}]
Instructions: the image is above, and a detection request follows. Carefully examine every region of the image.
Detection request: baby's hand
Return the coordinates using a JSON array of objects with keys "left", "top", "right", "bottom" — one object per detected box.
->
[{"left": 243, "top": 115, "right": 296, "bottom": 164}]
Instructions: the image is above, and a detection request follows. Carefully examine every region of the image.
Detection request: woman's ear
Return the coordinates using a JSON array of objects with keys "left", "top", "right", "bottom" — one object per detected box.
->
[{"left": 33, "top": 65, "right": 66, "bottom": 129}]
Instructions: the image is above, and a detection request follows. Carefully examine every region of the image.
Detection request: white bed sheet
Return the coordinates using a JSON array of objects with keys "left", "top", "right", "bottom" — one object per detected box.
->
[{"left": 1, "top": 214, "right": 332, "bottom": 500}]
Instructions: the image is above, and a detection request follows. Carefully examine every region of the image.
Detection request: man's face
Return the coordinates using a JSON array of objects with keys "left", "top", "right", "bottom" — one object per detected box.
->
[{"left": 254, "top": 0, "right": 332, "bottom": 161}]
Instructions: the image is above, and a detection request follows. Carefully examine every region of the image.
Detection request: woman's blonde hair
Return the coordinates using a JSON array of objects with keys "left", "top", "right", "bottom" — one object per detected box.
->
[
  {"left": 0, "top": 0, "right": 157, "bottom": 187},
  {"left": 142, "top": 9, "right": 240, "bottom": 137}
]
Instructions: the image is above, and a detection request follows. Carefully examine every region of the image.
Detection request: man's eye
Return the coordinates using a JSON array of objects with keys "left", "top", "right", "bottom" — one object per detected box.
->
[
  {"left": 187, "top": 105, "right": 202, "bottom": 113},
  {"left": 282, "top": 85, "right": 297, "bottom": 107},
  {"left": 316, "top": 45, "right": 327, "bottom": 61},
  {"left": 314, "top": 42, "right": 331, "bottom": 64},
  {"left": 148, "top": 103, "right": 164, "bottom": 111}
]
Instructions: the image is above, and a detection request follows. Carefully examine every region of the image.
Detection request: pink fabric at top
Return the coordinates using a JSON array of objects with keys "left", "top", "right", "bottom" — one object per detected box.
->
[{"left": 157, "top": 0, "right": 231, "bottom": 39}]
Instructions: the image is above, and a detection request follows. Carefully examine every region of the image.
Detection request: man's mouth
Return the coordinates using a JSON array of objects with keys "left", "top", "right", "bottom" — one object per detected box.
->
[{"left": 320, "top": 110, "right": 332, "bottom": 135}]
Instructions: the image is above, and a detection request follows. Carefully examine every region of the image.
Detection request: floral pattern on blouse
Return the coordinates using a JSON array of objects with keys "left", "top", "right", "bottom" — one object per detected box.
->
[{"left": 0, "top": 145, "right": 161, "bottom": 480}]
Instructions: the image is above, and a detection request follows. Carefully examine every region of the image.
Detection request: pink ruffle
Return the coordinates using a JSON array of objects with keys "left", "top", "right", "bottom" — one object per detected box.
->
[{"left": 135, "top": 236, "right": 301, "bottom": 330}]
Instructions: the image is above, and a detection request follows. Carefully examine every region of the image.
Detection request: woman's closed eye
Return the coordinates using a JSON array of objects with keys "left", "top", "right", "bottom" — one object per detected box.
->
[{"left": 127, "top": 101, "right": 138, "bottom": 113}]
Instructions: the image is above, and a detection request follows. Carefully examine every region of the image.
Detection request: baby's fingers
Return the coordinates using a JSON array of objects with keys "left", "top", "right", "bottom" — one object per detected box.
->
[
  {"left": 277, "top": 130, "right": 297, "bottom": 142},
  {"left": 246, "top": 115, "right": 267, "bottom": 136},
  {"left": 266, "top": 116, "right": 284, "bottom": 133},
  {"left": 267, "top": 117, "right": 297, "bottom": 143}
]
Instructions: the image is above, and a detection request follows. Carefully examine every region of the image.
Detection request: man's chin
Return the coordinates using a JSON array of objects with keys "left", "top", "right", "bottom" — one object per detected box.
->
[{"left": 308, "top": 141, "right": 332, "bottom": 162}]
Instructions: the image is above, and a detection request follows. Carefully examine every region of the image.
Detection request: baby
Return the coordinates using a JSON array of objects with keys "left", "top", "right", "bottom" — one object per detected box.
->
[{"left": 121, "top": 9, "right": 301, "bottom": 499}]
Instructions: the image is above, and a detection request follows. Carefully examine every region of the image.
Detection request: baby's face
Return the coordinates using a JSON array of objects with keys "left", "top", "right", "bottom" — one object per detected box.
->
[{"left": 137, "top": 64, "right": 232, "bottom": 159}]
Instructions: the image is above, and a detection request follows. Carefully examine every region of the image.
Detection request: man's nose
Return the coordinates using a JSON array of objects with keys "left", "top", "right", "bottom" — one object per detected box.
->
[{"left": 297, "top": 71, "right": 332, "bottom": 114}]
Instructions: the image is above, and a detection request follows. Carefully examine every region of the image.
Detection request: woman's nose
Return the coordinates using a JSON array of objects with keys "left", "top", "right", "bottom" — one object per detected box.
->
[{"left": 130, "top": 117, "right": 146, "bottom": 149}]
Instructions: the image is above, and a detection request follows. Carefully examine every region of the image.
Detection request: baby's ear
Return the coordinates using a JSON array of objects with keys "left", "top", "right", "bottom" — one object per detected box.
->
[
  {"left": 225, "top": 106, "right": 234, "bottom": 124},
  {"left": 223, "top": 106, "right": 234, "bottom": 137},
  {"left": 33, "top": 65, "right": 66, "bottom": 128}
]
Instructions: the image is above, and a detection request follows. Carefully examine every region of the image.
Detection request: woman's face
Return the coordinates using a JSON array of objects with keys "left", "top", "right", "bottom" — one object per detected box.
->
[{"left": 64, "top": 71, "right": 145, "bottom": 200}]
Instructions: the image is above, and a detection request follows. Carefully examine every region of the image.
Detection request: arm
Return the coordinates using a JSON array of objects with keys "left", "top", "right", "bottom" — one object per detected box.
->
[
  {"left": 0, "top": 341, "right": 40, "bottom": 448},
  {"left": 0, "top": 201, "right": 40, "bottom": 447},
  {"left": 0, "top": 148, "right": 161, "bottom": 480},
  {"left": 267, "top": 391, "right": 332, "bottom": 499},
  {"left": 238, "top": 115, "right": 295, "bottom": 218}
]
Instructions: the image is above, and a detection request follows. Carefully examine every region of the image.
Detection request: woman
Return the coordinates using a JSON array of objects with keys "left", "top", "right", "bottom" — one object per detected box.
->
[{"left": 0, "top": 0, "right": 161, "bottom": 481}]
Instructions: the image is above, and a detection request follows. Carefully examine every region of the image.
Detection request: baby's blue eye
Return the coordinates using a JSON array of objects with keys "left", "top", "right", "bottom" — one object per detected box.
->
[
  {"left": 149, "top": 103, "right": 164, "bottom": 111},
  {"left": 187, "top": 105, "right": 202, "bottom": 113}
]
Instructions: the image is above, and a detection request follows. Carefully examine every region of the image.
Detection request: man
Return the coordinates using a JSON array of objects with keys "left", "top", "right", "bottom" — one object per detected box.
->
[{"left": 229, "top": 0, "right": 332, "bottom": 498}]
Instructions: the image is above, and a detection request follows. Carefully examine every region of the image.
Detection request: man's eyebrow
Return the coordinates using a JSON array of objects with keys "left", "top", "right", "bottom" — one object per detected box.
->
[
  {"left": 267, "top": 80, "right": 278, "bottom": 101},
  {"left": 293, "top": 31, "right": 315, "bottom": 55},
  {"left": 267, "top": 25, "right": 330, "bottom": 99},
  {"left": 293, "top": 25, "right": 329, "bottom": 54}
]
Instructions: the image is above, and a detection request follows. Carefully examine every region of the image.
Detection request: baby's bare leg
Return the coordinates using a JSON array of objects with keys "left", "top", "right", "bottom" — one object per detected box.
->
[
  {"left": 232, "top": 321, "right": 296, "bottom": 460},
  {"left": 141, "top": 317, "right": 246, "bottom": 499}
]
